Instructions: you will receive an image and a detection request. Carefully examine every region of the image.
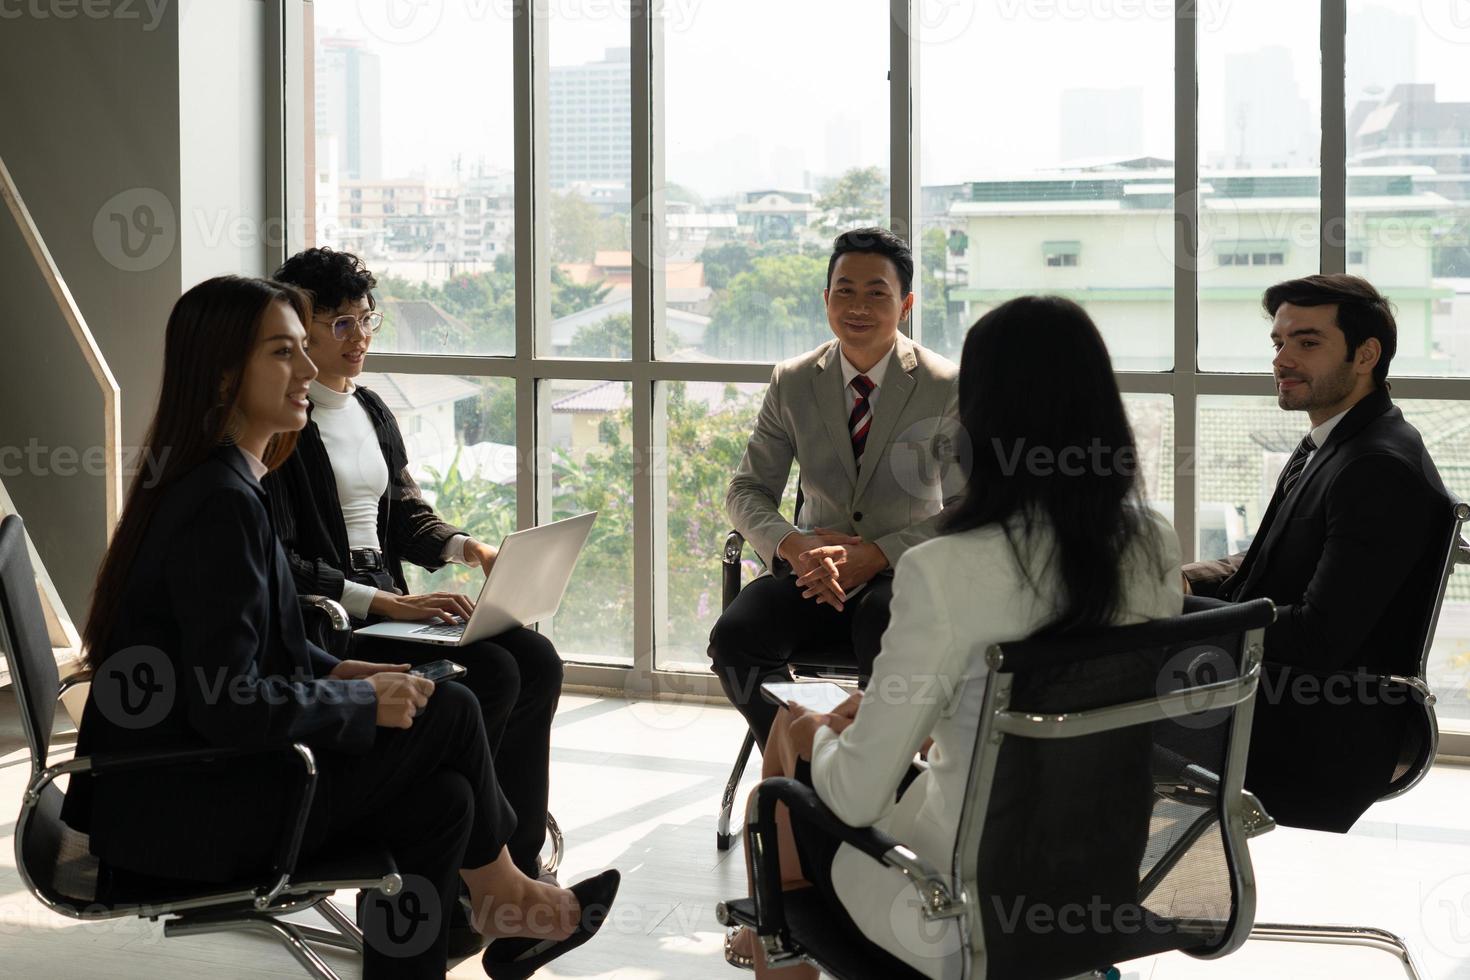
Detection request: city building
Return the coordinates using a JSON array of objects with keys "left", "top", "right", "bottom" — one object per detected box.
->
[
  {"left": 315, "top": 35, "right": 382, "bottom": 181},
  {"left": 549, "top": 46, "right": 632, "bottom": 196}
]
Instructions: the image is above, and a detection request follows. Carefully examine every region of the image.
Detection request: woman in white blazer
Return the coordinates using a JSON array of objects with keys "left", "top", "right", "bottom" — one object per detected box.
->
[{"left": 728, "top": 295, "right": 1184, "bottom": 979}]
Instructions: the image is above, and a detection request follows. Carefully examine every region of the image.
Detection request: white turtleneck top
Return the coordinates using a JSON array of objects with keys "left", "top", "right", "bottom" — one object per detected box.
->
[{"left": 308, "top": 379, "right": 469, "bottom": 618}]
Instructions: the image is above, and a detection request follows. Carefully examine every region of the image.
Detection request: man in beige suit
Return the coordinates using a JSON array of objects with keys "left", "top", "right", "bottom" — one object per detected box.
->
[{"left": 710, "top": 228, "right": 964, "bottom": 748}]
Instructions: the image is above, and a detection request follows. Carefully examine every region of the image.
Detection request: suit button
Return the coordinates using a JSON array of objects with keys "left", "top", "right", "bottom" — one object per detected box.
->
[{"left": 853, "top": 512, "right": 864, "bottom": 522}]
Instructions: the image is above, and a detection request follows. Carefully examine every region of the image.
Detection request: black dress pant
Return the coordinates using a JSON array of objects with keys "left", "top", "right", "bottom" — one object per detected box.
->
[
  {"left": 708, "top": 572, "right": 894, "bottom": 750},
  {"left": 350, "top": 625, "right": 563, "bottom": 877},
  {"left": 303, "top": 682, "right": 515, "bottom": 979}
]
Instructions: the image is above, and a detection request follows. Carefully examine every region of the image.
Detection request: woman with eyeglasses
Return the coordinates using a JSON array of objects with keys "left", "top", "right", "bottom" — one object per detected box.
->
[{"left": 260, "top": 249, "right": 568, "bottom": 925}]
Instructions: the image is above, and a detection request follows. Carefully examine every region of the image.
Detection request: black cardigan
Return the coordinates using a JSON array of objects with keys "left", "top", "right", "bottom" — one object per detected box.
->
[{"left": 263, "top": 385, "right": 463, "bottom": 609}]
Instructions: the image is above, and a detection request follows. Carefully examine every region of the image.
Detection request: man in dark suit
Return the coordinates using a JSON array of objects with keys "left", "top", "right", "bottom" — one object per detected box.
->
[
  {"left": 709, "top": 228, "right": 964, "bottom": 749},
  {"left": 1184, "top": 274, "right": 1450, "bottom": 832}
]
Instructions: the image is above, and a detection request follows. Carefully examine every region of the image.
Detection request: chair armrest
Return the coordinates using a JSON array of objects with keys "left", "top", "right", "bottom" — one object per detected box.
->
[
  {"left": 742, "top": 777, "right": 962, "bottom": 950},
  {"left": 30, "top": 742, "right": 319, "bottom": 907},
  {"left": 299, "top": 595, "right": 351, "bottom": 633},
  {"left": 722, "top": 530, "right": 746, "bottom": 611},
  {"left": 56, "top": 668, "right": 94, "bottom": 703}
]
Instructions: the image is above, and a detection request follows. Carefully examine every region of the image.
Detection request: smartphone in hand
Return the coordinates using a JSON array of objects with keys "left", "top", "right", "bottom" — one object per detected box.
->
[{"left": 409, "top": 659, "right": 468, "bottom": 684}]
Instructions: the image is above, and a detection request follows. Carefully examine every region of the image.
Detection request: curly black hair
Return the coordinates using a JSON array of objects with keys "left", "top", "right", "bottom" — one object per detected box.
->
[{"left": 272, "top": 247, "right": 378, "bottom": 313}]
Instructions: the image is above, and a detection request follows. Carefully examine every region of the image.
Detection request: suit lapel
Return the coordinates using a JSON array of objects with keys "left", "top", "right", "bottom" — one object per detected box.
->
[
  {"left": 1233, "top": 388, "right": 1394, "bottom": 598},
  {"left": 853, "top": 337, "right": 919, "bottom": 501},
  {"left": 812, "top": 341, "right": 859, "bottom": 489}
]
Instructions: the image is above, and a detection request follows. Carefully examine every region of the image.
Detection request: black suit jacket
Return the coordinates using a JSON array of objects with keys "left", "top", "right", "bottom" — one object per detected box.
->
[
  {"left": 62, "top": 447, "right": 378, "bottom": 882},
  {"left": 1192, "top": 387, "right": 1449, "bottom": 831},
  {"left": 261, "top": 385, "right": 461, "bottom": 610}
]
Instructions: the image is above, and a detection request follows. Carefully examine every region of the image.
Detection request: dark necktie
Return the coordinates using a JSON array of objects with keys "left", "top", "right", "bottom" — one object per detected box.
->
[
  {"left": 848, "top": 374, "right": 876, "bottom": 464},
  {"left": 1280, "top": 433, "right": 1318, "bottom": 497}
]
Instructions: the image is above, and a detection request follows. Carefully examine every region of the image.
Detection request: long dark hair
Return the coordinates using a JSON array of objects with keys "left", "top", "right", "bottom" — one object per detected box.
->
[
  {"left": 942, "top": 295, "right": 1156, "bottom": 634},
  {"left": 82, "top": 276, "right": 312, "bottom": 667}
]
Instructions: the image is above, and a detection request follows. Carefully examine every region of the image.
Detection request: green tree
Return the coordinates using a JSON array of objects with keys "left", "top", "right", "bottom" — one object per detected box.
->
[
  {"left": 699, "top": 241, "right": 757, "bottom": 290},
  {"left": 704, "top": 252, "right": 830, "bottom": 361},
  {"left": 550, "top": 191, "right": 601, "bottom": 263},
  {"left": 567, "top": 313, "right": 633, "bottom": 359},
  {"left": 815, "top": 166, "right": 888, "bottom": 235}
]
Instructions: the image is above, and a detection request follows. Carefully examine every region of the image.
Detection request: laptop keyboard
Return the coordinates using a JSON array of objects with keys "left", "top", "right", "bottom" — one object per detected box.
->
[{"left": 414, "top": 623, "right": 465, "bottom": 638}]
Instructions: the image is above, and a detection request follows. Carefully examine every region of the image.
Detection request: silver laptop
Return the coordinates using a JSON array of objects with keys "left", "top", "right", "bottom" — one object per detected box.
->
[{"left": 353, "top": 512, "right": 596, "bottom": 647}]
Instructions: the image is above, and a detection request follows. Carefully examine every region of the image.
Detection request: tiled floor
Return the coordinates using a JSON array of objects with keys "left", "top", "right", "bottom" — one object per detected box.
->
[{"left": 1, "top": 687, "right": 1469, "bottom": 978}]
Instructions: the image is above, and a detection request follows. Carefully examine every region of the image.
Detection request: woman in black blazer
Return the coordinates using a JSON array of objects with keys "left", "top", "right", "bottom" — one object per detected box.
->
[
  {"left": 64, "top": 276, "right": 616, "bottom": 979},
  {"left": 263, "top": 248, "right": 562, "bottom": 882}
]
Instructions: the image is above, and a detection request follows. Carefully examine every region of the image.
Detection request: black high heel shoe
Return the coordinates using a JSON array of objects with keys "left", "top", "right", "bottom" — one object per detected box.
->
[{"left": 481, "top": 869, "right": 621, "bottom": 980}]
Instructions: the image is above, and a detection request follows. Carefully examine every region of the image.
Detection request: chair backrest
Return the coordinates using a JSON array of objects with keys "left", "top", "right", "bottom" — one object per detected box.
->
[
  {"left": 1379, "top": 497, "right": 1470, "bottom": 799},
  {"left": 0, "top": 515, "right": 62, "bottom": 774},
  {"left": 952, "top": 598, "right": 1275, "bottom": 980}
]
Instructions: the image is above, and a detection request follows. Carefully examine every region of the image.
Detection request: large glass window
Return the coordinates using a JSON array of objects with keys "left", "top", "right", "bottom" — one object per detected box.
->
[
  {"left": 1197, "top": 3, "right": 1322, "bottom": 372},
  {"left": 654, "top": 383, "right": 800, "bottom": 671},
  {"left": 545, "top": 7, "right": 633, "bottom": 359},
  {"left": 659, "top": 0, "right": 890, "bottom": 362},
  {"left": 918, "top": 3, "right": 1174, "bottom": 369},
  {"left": 308, "top": 3, "right": 516, "bottom": 356},
  {"left": 294, "top": 3, "right": 1470, "bottom": 746},
  {"left": 538, "top": 380, "right": 635, "bottom": 665},
  {"left": 1345, "top": 0, "right": 1470, "bottom": 377}
]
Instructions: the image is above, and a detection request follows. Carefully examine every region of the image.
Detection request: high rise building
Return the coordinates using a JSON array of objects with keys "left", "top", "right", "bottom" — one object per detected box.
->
[
  {"left": 549, "top": 47, "right": 632, "bottom": 195},
  {"left": 1059, "top": 87, "right": 1144, "bottom": 164},
  {"left": 316, "top": 36, "right": 383, "bottom": 181},
  {"left": 1346, "top": 3, "right": 1416, "bottom": 103},
  {"left": 1223, "top": 47, "right": 1315, "bottom": 169}
]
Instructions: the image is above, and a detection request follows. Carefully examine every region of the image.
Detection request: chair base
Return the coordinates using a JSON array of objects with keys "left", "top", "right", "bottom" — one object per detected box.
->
[
  {"left": 717, "top": 730, "right": 757, "bottom": 850},
  {"left": 1251, "top": 921, "right": 1424, "bottom": 980},
  {"left": 166, "top": 902, "right": 348, "bottom": 980}
]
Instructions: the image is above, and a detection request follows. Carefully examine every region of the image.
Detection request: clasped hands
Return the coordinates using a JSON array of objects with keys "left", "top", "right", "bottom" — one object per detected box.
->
[{"left": 779, "top": 527, "right": 889, "bottom": 611}]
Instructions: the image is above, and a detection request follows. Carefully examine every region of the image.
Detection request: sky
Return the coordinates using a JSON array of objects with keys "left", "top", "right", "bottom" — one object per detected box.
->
[{"left": 313, "top": 1, "right": 1470, "bottom": 199}]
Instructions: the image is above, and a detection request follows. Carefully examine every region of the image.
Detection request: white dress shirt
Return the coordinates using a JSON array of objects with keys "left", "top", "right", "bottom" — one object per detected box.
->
[
  {"left": 808, "top": 510, "right": 1183, "bottom": 979},
  {"left": 1304, "top": 406, "right": 1350, "bottom": 472},
  {"left": 309, "top": 379, "right": 470, "bottom": 618},
  {"left": 838, "top": 341, "right": 896, "bottom": 416}
]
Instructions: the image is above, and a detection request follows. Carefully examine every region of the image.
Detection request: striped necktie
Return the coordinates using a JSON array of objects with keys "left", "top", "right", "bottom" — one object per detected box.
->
[
  {"left": 1280, "top": 433, "right": 1318, "bottom": 496},
  {"left": 849, "top": 374, "right": 876, "bottom": 463}
]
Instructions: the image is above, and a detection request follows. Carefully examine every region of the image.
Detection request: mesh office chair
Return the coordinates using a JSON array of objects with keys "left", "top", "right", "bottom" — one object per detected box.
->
[
  {"left": 719, "top": 598, "right": 1278, "bottom": 980},
  {"left": 1, "top": 514, "right": 402, "bottom": 980}
]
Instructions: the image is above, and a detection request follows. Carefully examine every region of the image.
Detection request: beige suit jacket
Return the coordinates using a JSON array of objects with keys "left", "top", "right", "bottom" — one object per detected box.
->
[{"left": 726, "top": 334, "right": 964, "bottom": 576}]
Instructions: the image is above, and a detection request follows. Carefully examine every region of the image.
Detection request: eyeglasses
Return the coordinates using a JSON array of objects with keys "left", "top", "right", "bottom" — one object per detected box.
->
[{"left": 313, "top": 311, "right": 385, "bottom": 340}]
